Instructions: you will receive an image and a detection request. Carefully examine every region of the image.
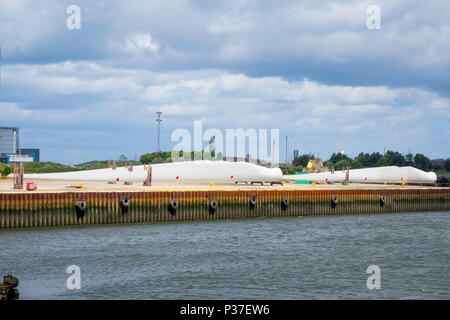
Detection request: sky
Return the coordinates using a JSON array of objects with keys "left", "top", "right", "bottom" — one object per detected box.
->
[{"left": 0, "top": 0, "right": 449, "bottom": 164}]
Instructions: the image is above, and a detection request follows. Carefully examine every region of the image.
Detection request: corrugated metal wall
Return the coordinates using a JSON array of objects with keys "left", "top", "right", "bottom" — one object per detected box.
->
[{"left": 0, "top": 189, "right": 449, "bottom": 228}]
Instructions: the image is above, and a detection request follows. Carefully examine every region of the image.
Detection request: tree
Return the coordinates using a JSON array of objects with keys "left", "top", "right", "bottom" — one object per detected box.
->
[
  {"left": 329, "top": 152, "right": 351, "bottom": 164},
  {"left": 119, "top": 154, "right": 128, "bottom": 162},
  {"left": 280, "top": 164, "right": 296, "bottom": 175},
  {"left": 1, "top": 166, "right": 12, "bottom": 179},
  {"left": 405, "top": 153, "right": 414, "bottom": 166},
  {"left": 355, "top": 153, "right": 369, "bottom": 166},
  {"left": 384, "top": 151, "right": 405, "bottom": 166},
  {"left": 335, "top": 159, "right": 352, "bottom": 170},
  {"left": 355, "top": 152, "right": 382, "bottom": 167},
  {"left": 350, "top": 159, "right": 363, "bottom": 169},
  {"left": 323, "top": 160, "right": 333, "bottom": 168},
  {"left": 292, "top": 154, "right": 314, "bottom": 167},
  {"left": 140, "top": 151, "right": 173, "bottom": 164},
  {"left": 376, "top": 155, "right": 389, "bottom": 167},
  {"left": 140, "top": 153, "right": 154, "bottom": 164},
  {"left": 444, "top": 158, "right": 450, "bottom": 171},
  {"left": 413, "top": 153, "right": 432, "bottom": 171}
]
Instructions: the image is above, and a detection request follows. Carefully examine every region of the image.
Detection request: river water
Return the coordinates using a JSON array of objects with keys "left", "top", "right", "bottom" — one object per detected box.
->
[{"left": 1, "top": 211, "right": 449, "bottom": 299}]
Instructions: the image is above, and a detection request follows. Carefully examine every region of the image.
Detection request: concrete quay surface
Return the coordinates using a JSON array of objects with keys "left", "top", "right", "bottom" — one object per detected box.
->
[{"left": 0, "top": 178, "right": 440, "bottom": 193}]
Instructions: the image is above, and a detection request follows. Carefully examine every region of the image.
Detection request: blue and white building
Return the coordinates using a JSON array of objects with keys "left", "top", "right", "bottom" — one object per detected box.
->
[{"left": 0, "top": 127, "right": 40, "bottom": 163}]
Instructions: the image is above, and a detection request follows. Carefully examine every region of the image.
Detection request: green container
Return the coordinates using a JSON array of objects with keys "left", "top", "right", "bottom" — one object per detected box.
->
[{"left": 295, "top": 172, "right": 310, "bottom": 184}]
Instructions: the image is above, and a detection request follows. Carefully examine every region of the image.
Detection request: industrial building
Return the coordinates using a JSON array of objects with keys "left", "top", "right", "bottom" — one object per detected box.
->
[
  {"left": 19, "top": 148, "right": 40, "bottom": 162},
  {"left": 0, "top": 127, "right": 40, "bottom": 163},
  {"left": 0, "top": 127, "right": 19, "bottom": 155}
]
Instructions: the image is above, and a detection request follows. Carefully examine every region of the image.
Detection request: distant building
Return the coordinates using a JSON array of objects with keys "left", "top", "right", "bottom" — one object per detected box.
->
[
  {"left": 20, "top": 148, "right": 40, "bottom": 162},
  {"left": 0, "top": 127, "right": 40, "bottom": 163},
  {"left": 0, "top": 127, "right": 19, "bottom": 156},
  {"left": 5, "top": 154, "right": 34, "bottom": 163},
  {"left": 293, "top": 149, "right": 299, "bottom": 159}
]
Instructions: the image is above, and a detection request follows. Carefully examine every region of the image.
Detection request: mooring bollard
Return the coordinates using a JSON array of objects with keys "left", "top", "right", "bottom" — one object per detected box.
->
[
  {"left": 168, "top": 198, "right": 178, "bottom": 216},
  {"left": 281, "top": 196, "right": 289, "bottom": 212},
  {"left": 249, "top": 195, "right": 257, "bottom": 210},
  {"left": 75, "top": 199, "right": 86, "bottom": 220},
  {"left": 331, "top": 194, "right": 338, "bottom": 209},
  {"left": 119, "top": 196, "right": 131, "bottom": 215},
  {"left": 209, "top": 199, "right": 217, "bottom": 215},
  {"left": 0, "top": 275, "right": 19, "bottom": 300},
  {"left": 380, "top": 194, "right": 386, "bottom": 208}
]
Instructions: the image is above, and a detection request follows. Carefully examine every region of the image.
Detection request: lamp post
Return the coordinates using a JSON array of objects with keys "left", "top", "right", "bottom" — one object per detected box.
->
[{"left": 156, "top": 111, "right": 162, "bottom": 162}]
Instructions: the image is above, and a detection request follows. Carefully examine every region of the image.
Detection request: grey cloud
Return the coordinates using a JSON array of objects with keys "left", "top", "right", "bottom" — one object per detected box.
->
[
  {"left": 1, "top": 0, "right": 449, "bottom": 94},
  {"left": 0, "top": 0, "right": 449, "bottom": 162},
  {"left": 1, "top": 61, "right": 448, "bottom": 162}
]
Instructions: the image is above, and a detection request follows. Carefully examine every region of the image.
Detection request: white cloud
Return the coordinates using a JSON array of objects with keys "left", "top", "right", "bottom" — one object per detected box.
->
[
  {"left": 2, "top": 61, "right": 448, "bottom": 131},
  {"left": 1, "top": 0, "right": 449, "bottom": 79},
  {"left": 125, "top": 33, "right": 159, "bottom": 54},
  {"left": 1, "top": 60, "right": 448, "bottom": 161},
  {"left": 0, "top": 102, "right": 34, "bottom": 118},
  {"left": 207, "top": 13, "right": 253, "bottom": 34},
  {"left": 429, "top": 98, "right": 450, "bottom": 111},
  {"left": 1, "top": 0, "right": 448, "bottom": 162}
]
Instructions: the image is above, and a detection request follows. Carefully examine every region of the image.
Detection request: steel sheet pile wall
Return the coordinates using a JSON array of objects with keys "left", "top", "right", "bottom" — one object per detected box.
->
[{"left": 0, "top": 189, "right": 449, "bottom": 228}]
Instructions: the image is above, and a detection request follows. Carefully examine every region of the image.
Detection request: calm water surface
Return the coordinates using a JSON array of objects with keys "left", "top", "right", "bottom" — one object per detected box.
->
[{"left": 1, "top": 211, "right": 449, "bottom": 299}]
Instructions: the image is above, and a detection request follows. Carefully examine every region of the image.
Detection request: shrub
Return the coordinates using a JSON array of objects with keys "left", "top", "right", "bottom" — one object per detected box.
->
[{"left": 1, "top": 166, "right": 12, "bottom": 179}]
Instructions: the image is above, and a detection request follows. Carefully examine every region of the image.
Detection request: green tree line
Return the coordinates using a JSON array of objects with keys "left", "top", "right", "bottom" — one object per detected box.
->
[
  {"left": 292, "top": 150, "right": 450, "bottom": 172},
  {"left": 139, "top": 151, "right": 224, "bottom": 164},
  {"left": 1, "top": 150, "right": 448, "bottom": 177}
]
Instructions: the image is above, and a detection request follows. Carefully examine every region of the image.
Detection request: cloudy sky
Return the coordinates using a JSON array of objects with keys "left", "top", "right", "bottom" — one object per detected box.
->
[{"left": 0, "top": 0, "right": 449, "bottom": 164}]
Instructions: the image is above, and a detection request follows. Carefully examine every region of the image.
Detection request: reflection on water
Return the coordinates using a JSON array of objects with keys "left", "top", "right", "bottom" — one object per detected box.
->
[{"left": 0, "top": 211, "right": 449, "bottom": 299}]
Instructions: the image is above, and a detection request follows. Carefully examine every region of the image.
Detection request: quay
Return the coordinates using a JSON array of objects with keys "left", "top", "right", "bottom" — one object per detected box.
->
[{"left": 0, "top": 180, "right": 449, "bottom": 228}]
